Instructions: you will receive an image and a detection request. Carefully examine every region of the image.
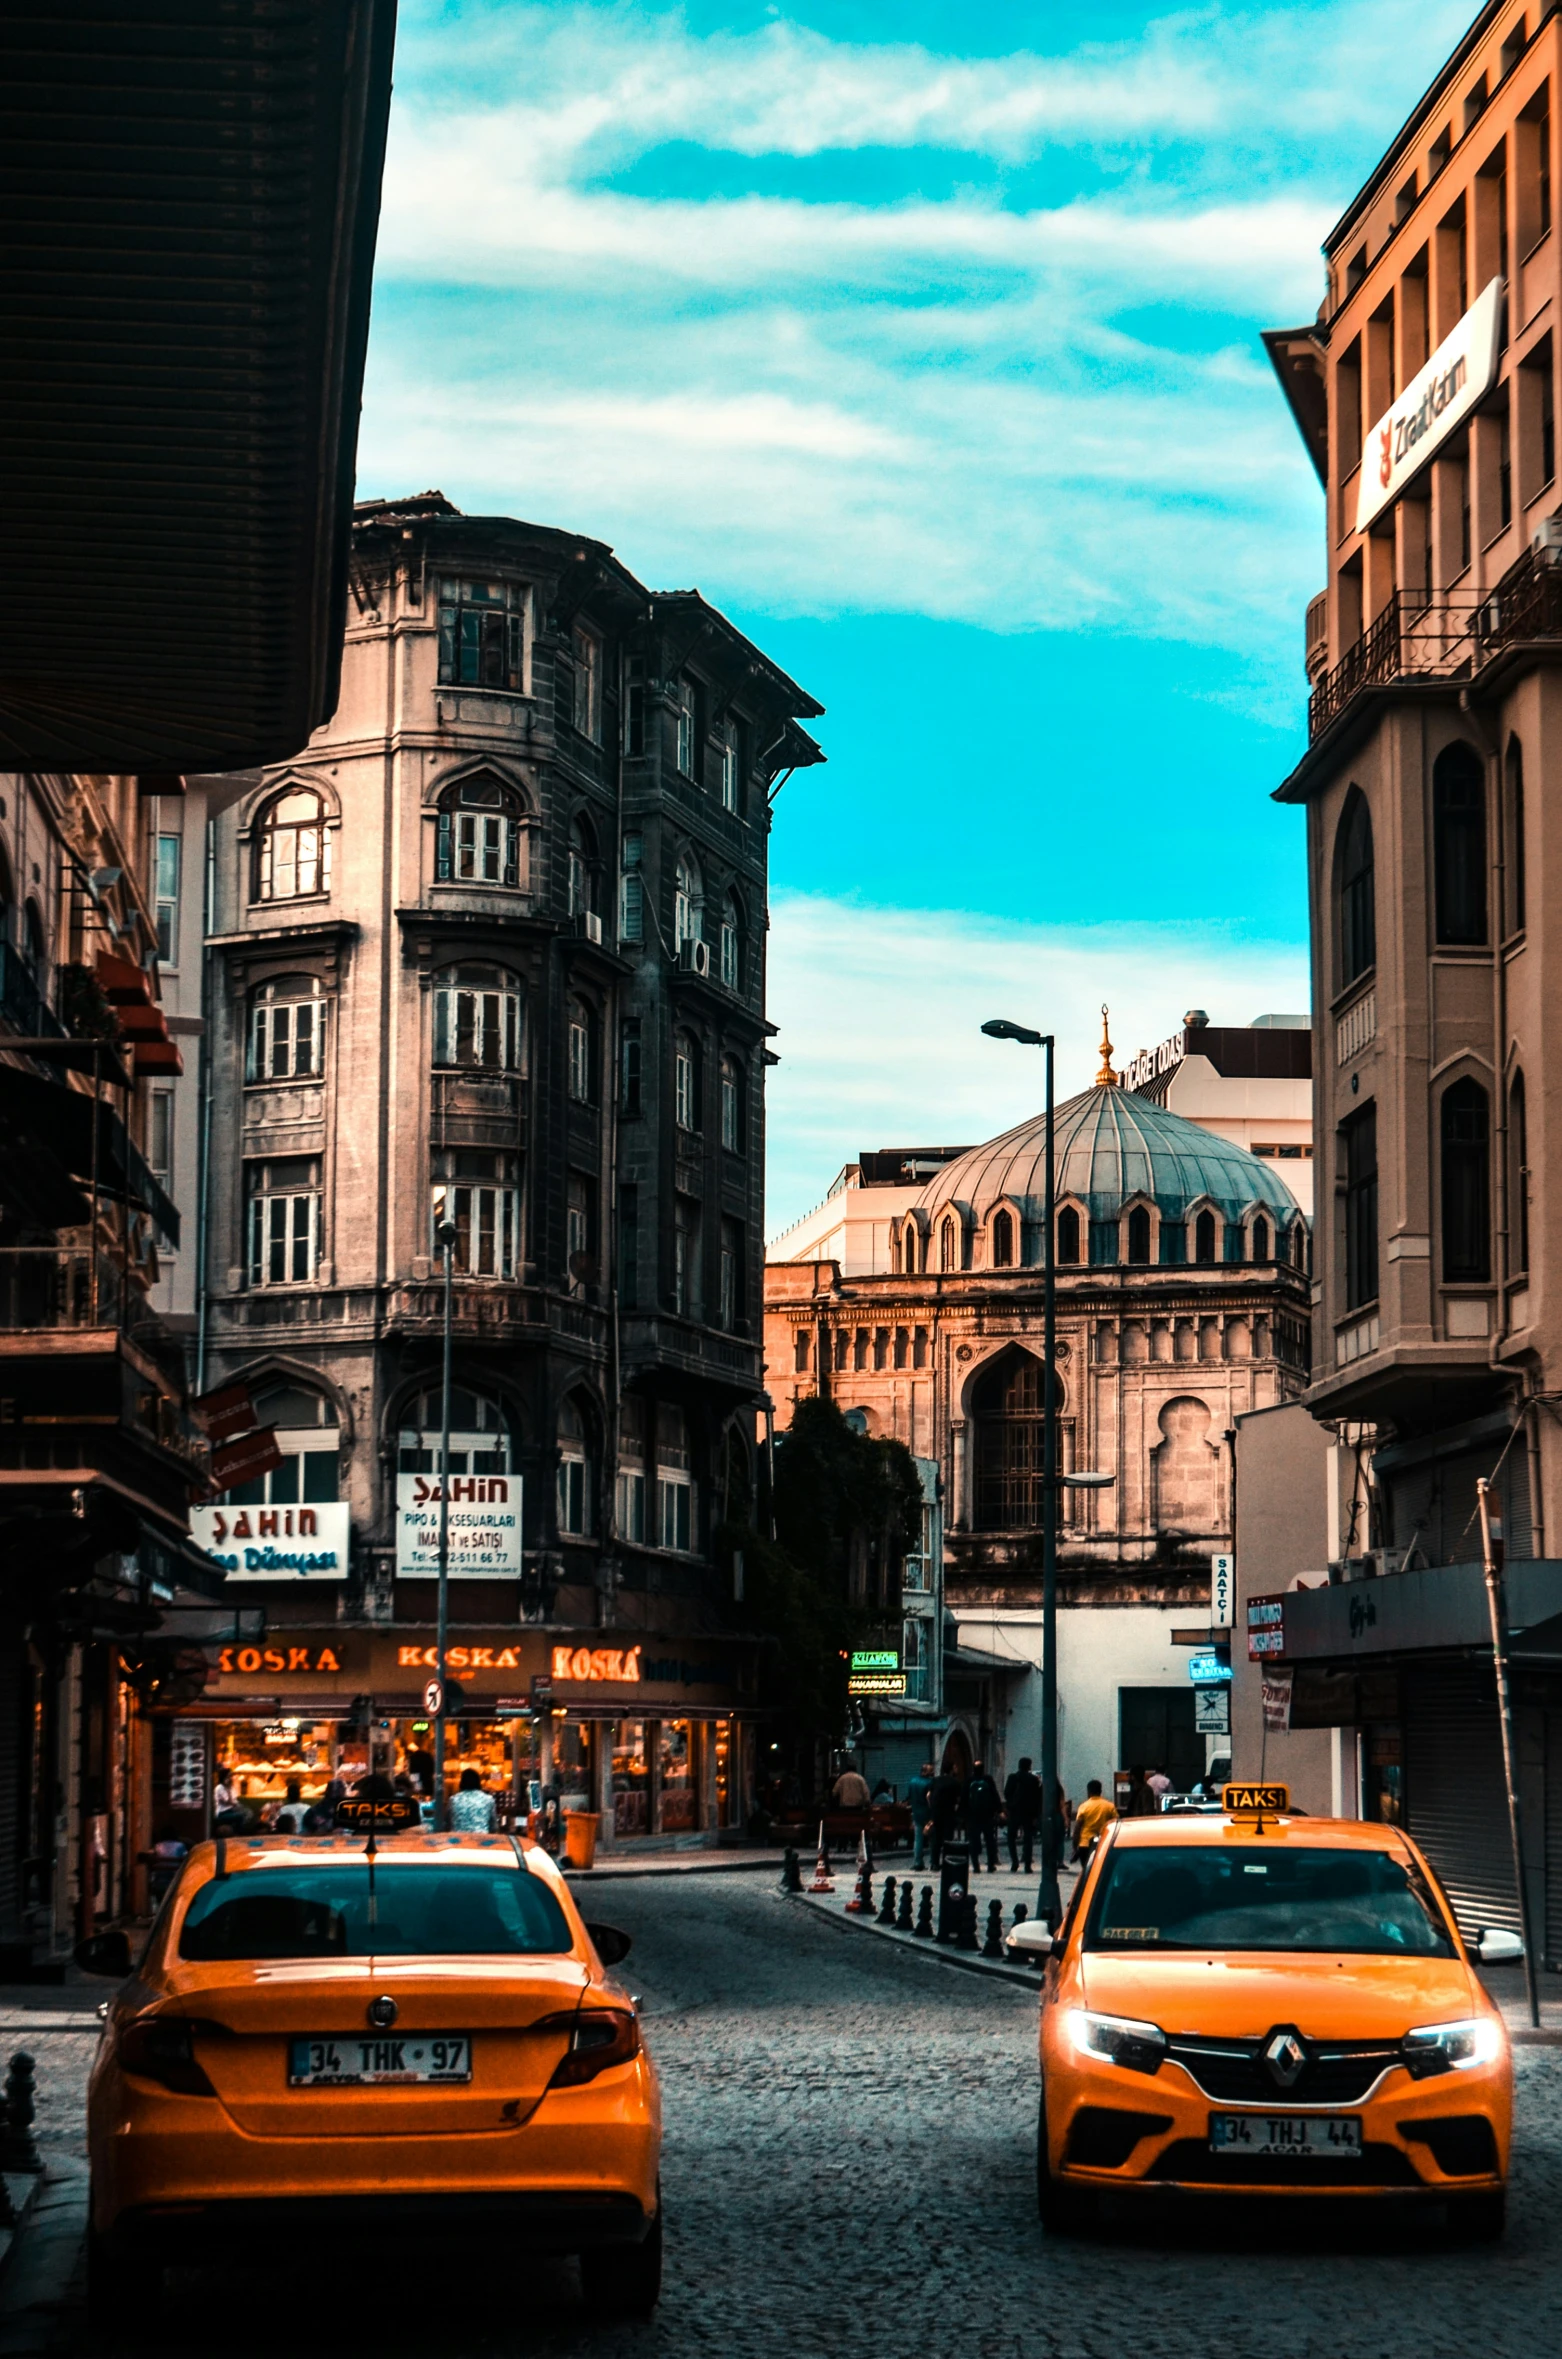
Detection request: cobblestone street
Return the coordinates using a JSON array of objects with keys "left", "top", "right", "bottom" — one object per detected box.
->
[{"left": 1, "top": 1876, "right": 1559, "bottom": 2356}]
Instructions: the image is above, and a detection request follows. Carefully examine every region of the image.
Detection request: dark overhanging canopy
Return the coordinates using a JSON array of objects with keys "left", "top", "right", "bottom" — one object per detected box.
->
[{"left": 0, "top": 0, "right": 397, "bottom": 770}]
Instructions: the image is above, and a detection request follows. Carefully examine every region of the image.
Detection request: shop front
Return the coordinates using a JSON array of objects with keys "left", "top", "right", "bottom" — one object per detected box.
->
[{"left": 149, "top": 1627, "right": 761, "bottom": 1851}]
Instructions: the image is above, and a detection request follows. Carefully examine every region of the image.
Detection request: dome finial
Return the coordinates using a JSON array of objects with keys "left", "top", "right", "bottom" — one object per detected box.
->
[{"left": 1095, "top": 1003, "right": 1117, "bottom": 1087}]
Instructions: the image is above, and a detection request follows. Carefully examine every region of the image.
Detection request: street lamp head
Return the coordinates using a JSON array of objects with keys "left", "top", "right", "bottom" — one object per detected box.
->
[
  {"left": 981, "top": 1018, "right": 1046, "bottom": 1046},
  {"left": 1062, "top": 1471, "right": 1115, "bottom": 1489},
  {"left": 431, "top": 1186, "right": 458, "bottom": 1253}
]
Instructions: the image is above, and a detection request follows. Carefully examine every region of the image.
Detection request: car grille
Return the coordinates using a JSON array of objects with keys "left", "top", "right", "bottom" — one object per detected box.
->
[
  {"left": 1166, "top": 2035, "right": 1404, "bottom": 2105},
  {"left": 1149, "top": 2139, "right": 1425, "bottom": 2189}
]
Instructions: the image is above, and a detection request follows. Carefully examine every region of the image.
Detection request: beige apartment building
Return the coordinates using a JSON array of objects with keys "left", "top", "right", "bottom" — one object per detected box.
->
[{"left": 1260, "top": 0, "right": 1562, "bottom": 1954}]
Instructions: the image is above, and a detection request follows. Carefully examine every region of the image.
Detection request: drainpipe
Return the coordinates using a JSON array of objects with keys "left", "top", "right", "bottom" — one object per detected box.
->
[
  {"left": 1457, "top": 689, "right": 1508, "bottom": 1354},
  {"left": 194, "top": 808, "right": 215, "bottom": 1396}
]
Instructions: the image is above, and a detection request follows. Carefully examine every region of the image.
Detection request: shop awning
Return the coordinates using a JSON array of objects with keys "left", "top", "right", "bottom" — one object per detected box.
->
[
  {"left": 0, "top": 1066, "right": 178, "bottom": 1246},
  {"left": 0, "top": 0, "right": 396, "bottom": 770},
  {"left": 1279, "top": 1559, "right": 1562, "bottom": 1663}
]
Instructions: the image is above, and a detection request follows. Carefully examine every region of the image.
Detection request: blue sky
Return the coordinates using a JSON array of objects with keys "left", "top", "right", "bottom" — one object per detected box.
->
[{"left": 358, "top": 0, "right": 1479, "bottom": 1225}]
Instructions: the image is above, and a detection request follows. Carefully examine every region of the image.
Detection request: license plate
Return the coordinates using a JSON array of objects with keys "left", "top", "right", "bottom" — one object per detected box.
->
[
  {"left": 1210, "top": 2112, "right": 1361, "bottom": 2158},
  {"left": 289, "top": 2034, "right": 471, "bottom": 2087}
]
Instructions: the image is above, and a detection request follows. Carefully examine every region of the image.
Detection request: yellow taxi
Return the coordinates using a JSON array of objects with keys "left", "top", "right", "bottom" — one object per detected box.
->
[
  {"left": 76, "top": 1828, "right": 660, "bottom": 2326},
  {"left": 1006, "top": 1785, "right": 1515, "bottom": 2236}
]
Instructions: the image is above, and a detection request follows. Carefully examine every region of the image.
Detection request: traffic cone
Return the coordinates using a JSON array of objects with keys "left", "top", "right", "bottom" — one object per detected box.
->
[
  {"left": 844, "top": 1831, "right": 872, "bottom": 1912},
  {"left": 808, "top": 1820, "right": 835, "bottom": 1892}
]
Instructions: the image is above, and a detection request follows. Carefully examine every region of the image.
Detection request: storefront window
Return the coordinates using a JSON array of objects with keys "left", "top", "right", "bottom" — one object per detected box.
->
[
  {"left": 659, "top": 1718, "right": 696, "bottom": 1833},
  {"left": 553, "top": 1719, "right": 595, "bottom": 1816},
  {"left": 714, "top": 1718, "right": 732, "bottom": 1828},
  {"left": 613, "top": 1719, "right": 649, "bottom": 1836},
  {"left": 1363, "top": 1725, "right": 1403, "bottom": 1824}
]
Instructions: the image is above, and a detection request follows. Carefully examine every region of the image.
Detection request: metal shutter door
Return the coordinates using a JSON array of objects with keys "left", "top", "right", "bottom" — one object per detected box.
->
[
  {"left": 1403, "top": 1662, "right": 1522, "bottom": 1937},
  {"left": 1546, "top": 1714, "right": 1562, "bottom": 1971}
]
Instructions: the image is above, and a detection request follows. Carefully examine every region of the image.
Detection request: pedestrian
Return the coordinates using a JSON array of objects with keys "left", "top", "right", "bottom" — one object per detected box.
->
[
  {"left": 1003, "top": 1756, "right": 1042, "bottom": 1873},
  {"left": 830, "top": 1761, "right": 871, "bottom": 1810},
  {"left": 965, "top": 1758, "right": 1001, "bottom": 1873},
  {"left": 927, "top": 1763, "right": 960, "bottom": 1869},
  {"left": 907, "top": 1759, "right": 934, "bottom": 1871},
  {"left": 1146, "top": 1765, "right": 1173, "bottom": 1804},
  {"left": 1072, "top": 1779, "right": 1117, "bottom": 1863},
  {"left": 1124, "top": 1764, "right": 1159, "bottom": 1818},
  {"left": 274, "top": 1779, "right": 308, "bottom": 1834},
  {"left": 450, "top": 1766, "right": 497, "bottom": 1832}
]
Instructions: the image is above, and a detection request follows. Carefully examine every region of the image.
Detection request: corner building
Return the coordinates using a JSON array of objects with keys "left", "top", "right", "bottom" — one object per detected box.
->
[
  {"left": 1264, "top": 1, "right": 1562, "bottom": 1950},
  {"left": 184, "top": 494, "right": 822, "bottom": 1847}
]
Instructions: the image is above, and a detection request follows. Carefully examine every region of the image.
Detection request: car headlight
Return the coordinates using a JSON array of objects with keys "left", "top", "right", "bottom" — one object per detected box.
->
[
  {"left": 1064, "top": 2009, "right": 1167, "bottom": 2075},
  {"left": 1401, "top": 2017, "right": 1504, "bottom": 2078}
]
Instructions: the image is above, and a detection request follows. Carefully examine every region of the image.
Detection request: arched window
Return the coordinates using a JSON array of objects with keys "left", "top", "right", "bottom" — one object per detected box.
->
[
  {"left": 1126, "top": 1205, "right": 1152, "bottom": 1265},
  {"left": 1505, "top": 736, "right": 1526, "bottom": 935},
  {"left": 435, "top": 773, "right": 526, "bottom": 889},
  {"left": 567, "top": 814, "right": 598, "bottom": 917},
  {"left": 1441, "top": 1076, "right": 1491, "bottom": 1282},
  {"left": 255, "top": 785, "right": 332, "bottom": 903},
  {"left": 973, "top": 1350, "right": 1061, "bottom": 1531},
  {"left": 1056, "top": 1206, "right": 1080, "bottom": 1265},
  {"left": 432, "top": 964, "right": 521, "bottom": 1071},
  {"left": 567, "top": 996, "right": 597, "bottom": 1103},
  {"left": 220, "top": 1380, "right": 341, "bottom": 1507},
  {"left": 1510, "top": 1070, "right": 1529, "bottom": 1277},
  {"left": 1252, "top": 1214, "right": 1271, "bottom": 1263},
  {"left": 719, "top": 1054, "right": 744, "bottom": 1154},
  {"left": 939, "top": 1215, "right": 960, "bottom": 1272},
  {"left": 1337, "top": 788, "right": 1376, "bottom": 985},
  {"left": 991, "top": 1209, "right": 1015, "bottom": 1267},
  {"left": 719, "top": 891, "right": 743, "bottom": 990},
  {"left": 250, "top": 973, "right": 326, "bottom": 1080},
  {"left": 557, "top": 1393, "right": 595, "bottom": 1537},
  {"left": 1433, "top": 742, "right": 1487, "bottom": 945},
  {"left": 430, "top": 1149, "right": 521, "bottom": 1277},
  {"left": 398, "top": 1385, "right": 514, "bottom": 1475},
  {"left": 674, "top": 852, "right": 703, "bottom": 948},
  {"left": 1289, "top": 1218, "right": 1309, "bottom": 1272},
  {"left": 900, "top": 1223, "right": 920, "bottom": 1276},
  {"left": 1194, "top": 1209, "right": 1217, "bottom": 1264},
  {"left": 674, "top": 1030, "right": 700, "bottom": 1132}
]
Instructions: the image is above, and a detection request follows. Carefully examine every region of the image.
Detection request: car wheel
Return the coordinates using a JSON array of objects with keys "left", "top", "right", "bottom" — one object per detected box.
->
[
  {"left": 1451, "top": 2190, "right": 1506, "bottom": 2243},
  {"left": 86, "top": 2224, "right": 162, "bottom": 2340},
  {"left": 580, "top": 2195, "right": 663, "bottom": 2317},
  {"left": 1036, "top": 2091, "right": 1094, "bottom": 2235}
]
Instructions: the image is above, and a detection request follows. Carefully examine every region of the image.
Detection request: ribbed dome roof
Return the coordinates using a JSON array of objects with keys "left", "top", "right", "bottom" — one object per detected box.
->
[{"left": 913, "top": 1084, "right": 1303, "bottom": 1229}]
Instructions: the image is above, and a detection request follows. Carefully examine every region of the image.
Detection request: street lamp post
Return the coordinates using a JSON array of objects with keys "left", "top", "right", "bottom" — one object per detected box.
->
[
  {"left": 981, "top": 1019, "right": 1113, "bottom": 1929},
  {"left": 432, "top": 1188, "right": 458, "bottom": 1832}
]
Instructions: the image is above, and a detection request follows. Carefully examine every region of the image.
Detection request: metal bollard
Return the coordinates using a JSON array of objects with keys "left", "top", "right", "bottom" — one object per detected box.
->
[
  {"left": 780, "top": 1847, "right": 803, "bottom": 1893},
  {"left": 877, "top": 1874, "right": 897, "bottom": 1925},
  {"left": 1, "top": 2055, "right": 39, "bottom": 2174},
  {"left": 982, "top": 1898, "right": 1005, "bottom": 1958}
]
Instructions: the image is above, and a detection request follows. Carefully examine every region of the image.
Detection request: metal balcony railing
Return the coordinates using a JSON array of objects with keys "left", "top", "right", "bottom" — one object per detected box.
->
[
  {"left": 0, "top": 942, "right": 68, "bottom": 1042},
  {"left": 1308, "top": 550, "right": 1562, "bottom": 740},
  {"left": 0, "top": 1246, "right": 133, "bottom": 1331}
]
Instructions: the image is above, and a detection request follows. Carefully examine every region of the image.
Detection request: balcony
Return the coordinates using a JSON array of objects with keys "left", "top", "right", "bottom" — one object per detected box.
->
[
  {"left": 0, "top": 1246, "right": 205, "bottom": 1478},
  {"left": 0, "top": 942, "right": 68, "bottom": 1044},
  {"left": 1307, "top": 551, "right": 1562, "bottom": 741}
]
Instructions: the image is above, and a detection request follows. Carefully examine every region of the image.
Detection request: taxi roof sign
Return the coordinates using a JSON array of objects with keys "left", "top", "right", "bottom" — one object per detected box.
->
[{"left": 1222, "top": 1781, "right": 1289, "bottom": 1816}]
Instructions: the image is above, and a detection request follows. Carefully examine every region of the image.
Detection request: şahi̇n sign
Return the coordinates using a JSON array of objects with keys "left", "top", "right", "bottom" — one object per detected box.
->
[
  {"left": 1355, "top": 279, "right": 1502, "bottom": 532},
  {"left": 396, "top": 1472, "right": 522, "bottom": 1578}
]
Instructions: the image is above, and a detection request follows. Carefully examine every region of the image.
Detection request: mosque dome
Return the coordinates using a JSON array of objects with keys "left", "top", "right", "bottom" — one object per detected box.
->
[{"left": 909, "top": 1081, "right": 1305, "bottom": 1265}]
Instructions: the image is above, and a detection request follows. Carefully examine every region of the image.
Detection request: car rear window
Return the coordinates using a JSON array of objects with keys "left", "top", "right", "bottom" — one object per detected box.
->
[
  {"left": 178, "top": 1864, "right": 572, "bottom": 1961},
  {"left": 1085, "top": 1844, "right": 1457, "bottom": 1956}
]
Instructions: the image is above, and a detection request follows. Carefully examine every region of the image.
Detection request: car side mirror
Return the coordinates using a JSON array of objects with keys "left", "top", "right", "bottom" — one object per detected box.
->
[
  {"left": 586, "top": 1922, "right": 632, "bottom": 1967},
  {"left": 1003, "top": 1919, "right": 1058, "bottom": 1962},
  {"left": 1471, "top": 1926, "right": 1525, "bottom": 1964},
  {"left": 74, "top": 1929, "right": 132, "bottom": 1979}
]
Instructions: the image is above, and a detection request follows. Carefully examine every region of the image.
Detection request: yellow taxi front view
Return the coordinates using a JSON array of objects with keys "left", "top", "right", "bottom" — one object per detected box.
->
[
  {"left": 81, "top": 1833, "right": 660, "bottom": 2327},
  {"left": 1008, "top": 1791, "right": 1513, "bottom": 2235}
]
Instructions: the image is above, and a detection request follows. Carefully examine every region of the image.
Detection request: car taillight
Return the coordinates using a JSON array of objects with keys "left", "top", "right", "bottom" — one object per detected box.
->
[
  {"left": 116, "top": 2015, "right": 215, "bottom": 2096},
  {"left": 539, "top": 2008, "right": 640, "bottom": 2089}
]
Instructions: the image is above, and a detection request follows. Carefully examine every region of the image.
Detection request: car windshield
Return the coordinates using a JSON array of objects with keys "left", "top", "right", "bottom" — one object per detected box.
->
[
  {"left": 178, "top": 1865, "right": 572, "bottom": 1961},
  {"left": 1085, "top": 1844, "right": 1456, "bottom": 1956}
]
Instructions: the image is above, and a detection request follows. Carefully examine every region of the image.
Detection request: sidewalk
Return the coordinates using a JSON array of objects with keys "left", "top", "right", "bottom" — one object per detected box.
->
[{"left": 569, "top": 1845, "right": 792, "bottom": 1881}]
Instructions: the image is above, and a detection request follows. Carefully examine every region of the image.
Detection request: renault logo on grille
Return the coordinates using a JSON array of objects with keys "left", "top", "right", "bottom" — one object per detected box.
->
[{"left": 1263, "top": 2028, "right": 1308, "bottom": 2089}]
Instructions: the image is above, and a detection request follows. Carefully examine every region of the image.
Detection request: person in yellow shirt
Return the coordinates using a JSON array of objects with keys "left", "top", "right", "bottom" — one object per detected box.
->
[{"left": 1071, "top": 1780, "right": 1117, "bottom": 1863}]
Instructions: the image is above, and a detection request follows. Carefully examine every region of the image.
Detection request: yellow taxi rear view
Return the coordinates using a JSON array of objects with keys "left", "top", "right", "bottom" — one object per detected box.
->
[
  {"left": 1015, "top": 1784, "right": 1514, "bottom": 2235},
  {"left": 81, "top": 1831, "right": 660, "bottom": 2327}
]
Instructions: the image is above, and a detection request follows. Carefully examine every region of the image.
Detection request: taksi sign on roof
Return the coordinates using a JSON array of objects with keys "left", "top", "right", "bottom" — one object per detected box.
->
[{"left": 1355, "top": 278, "right": 1503, "bottom": 533}]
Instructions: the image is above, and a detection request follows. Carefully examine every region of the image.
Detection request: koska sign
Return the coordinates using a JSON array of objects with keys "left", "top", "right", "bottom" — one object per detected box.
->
[
  {"left": 191, "top": 1502, "right": 349, "bottom": 1582},
  {"left": 396, "top": 1472, "right": 522, "bottom": 1578},
  {"left": 1355, "top": 278, "right": 1503, "bottom": 532},
  {"left": 551, "top": 1644, "right": 642, "bottom": 1684}
]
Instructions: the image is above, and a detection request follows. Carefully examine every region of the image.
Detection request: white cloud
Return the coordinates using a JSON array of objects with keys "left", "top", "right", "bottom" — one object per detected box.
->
[{"left": 762, "top": 893, "right": 1311, "bottom": 1234}]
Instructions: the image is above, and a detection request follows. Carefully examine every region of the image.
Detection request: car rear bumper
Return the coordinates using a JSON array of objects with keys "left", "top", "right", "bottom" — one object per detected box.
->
[{"left": 108, "top": 2188, "right": 654, "bottom": 2259}]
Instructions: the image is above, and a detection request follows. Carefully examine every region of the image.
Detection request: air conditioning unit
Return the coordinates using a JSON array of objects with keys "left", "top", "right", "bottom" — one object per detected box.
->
[
  {"left": 678, "top": 938, "right": 711, "bottom": 979},
  {"left": 574, "top": 910, "right": 603, "bottom": 945},
  {"left": 1534, "top": 514, "right": 1562, "bottom": 564}
]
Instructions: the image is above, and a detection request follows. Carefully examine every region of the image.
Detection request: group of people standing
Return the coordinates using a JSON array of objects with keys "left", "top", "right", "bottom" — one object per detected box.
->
[{"left": 896, "top": 1757, "right": 1058, "bottom": 1874}]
